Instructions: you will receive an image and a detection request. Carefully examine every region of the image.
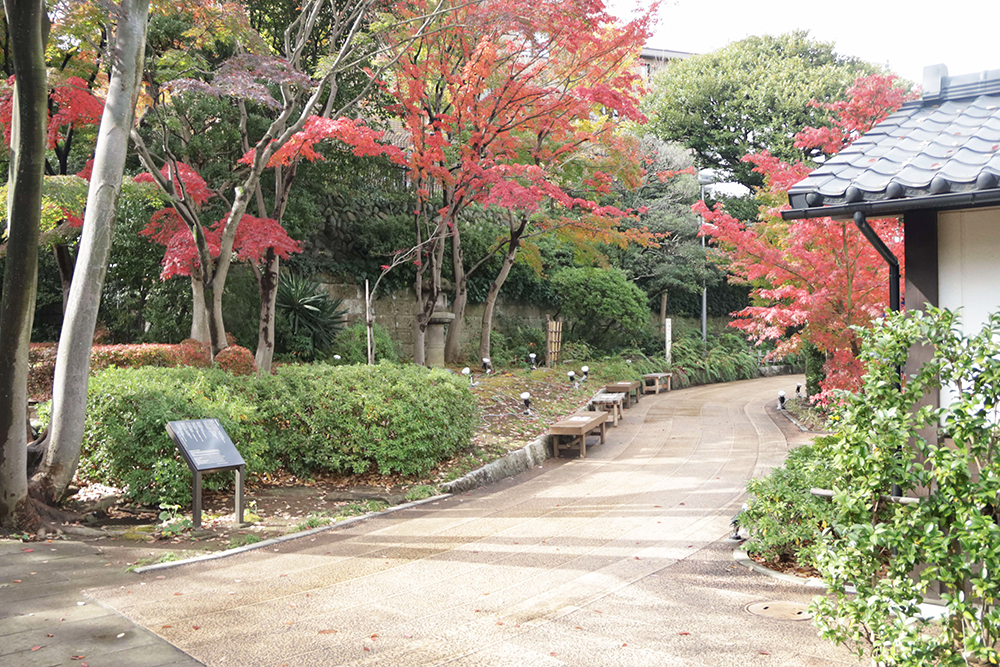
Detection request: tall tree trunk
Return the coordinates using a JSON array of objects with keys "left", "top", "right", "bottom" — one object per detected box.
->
[
  {"left": 189, "top": 276, "right": 209, "bottom": 342},
  {"left": 0, "top": 0, "right": 47, "bottom": 531},
  {"left": 53, "top": 242, "right": 73, "bottom": 311},
  {"left": 254, "top": 249, "right": 278, "bottom": 373},
  {"left": 444, "top": 219, "right": 465, "bottom": 363},
  {"left": 30, "top": 0, "right": 150, "bottom": 504},
  {"left": 478, "top": 238, "right": 519, "bottom": 363}
]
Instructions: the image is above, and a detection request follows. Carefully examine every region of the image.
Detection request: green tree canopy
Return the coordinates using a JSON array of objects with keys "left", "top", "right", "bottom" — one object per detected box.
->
[
  {"left": 551, "top": 267, "right": 650, "bottom": 351},
  {"left": 643, "top": 31, "right": 879, "bottom": 188}
]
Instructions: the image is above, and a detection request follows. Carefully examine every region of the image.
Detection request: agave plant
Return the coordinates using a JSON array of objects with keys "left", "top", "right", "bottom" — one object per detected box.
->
[{"left": 276, "top": 273, "right": 347, "bottom": 356}]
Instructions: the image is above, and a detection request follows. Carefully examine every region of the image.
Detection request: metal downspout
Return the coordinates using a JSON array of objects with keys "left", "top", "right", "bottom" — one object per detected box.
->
[{"left": 852, "top": 211, "right": 902, "bottom": 497}]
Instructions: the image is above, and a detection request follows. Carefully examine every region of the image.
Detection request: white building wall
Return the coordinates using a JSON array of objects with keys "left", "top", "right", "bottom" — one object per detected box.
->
[
  {"left": 938, "top": 206, "right": 1000, "bottom": 334},
  {"left": 937, "top": 206, "right": 1000, "bottom": 406}
]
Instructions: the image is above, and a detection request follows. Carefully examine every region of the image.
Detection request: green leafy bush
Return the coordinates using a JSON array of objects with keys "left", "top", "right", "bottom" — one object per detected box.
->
[
  {"left": 486, "top": 324, "right": 545, "bottom": 367},
  {"left": 80, "top": 367, "right": 271, "bottom": 506},
  {"left": 259, "top": 363, "right": 474, "bottom": 477},
  {"left": 803, "top": 342, "right": 825, "bottom": 400},
  {"left": 668, "top": 333, "right": 759, "bottom": 388},
  {"left": 811, "top": 308, "right": 1000, "bottom": 666},
  {"left": 79, "top": 363, "right": 476, "bottom": 505},
  {"left": 551, "top": 267, "right": 650, "bottom": 352},
  {"left": 331, "top": 320, "right": 400, "bottom": 364},
  {"left": 741, "top": 438, "right": 836, "bottom": 568}
]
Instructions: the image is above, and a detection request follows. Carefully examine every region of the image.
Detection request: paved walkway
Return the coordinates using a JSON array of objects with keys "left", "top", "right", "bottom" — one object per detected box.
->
[{"left": 4, "top": 375, "right": 860, "bottom": 666}]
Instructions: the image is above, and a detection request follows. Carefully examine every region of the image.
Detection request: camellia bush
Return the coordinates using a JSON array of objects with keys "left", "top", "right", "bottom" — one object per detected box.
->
[
  {"left": 813, "top": 307, "right": 1000, "bottom": 666},
  {"left": 79, "top": 363, "right": 477, "bottom": 505}
]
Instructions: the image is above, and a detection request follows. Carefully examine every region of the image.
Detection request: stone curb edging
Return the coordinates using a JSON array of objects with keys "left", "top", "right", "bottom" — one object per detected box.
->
[
  {"left": 132, "top": 494, "right": 453, "bottom": 574},
  {"left": 439, "top": 433, "right": 551, "bottom": 495},
  {"left": 776, "top": 407, "right": 813, "bottom": 433},
  {"left": 732, "top": 547, "right": 830, "bottom": 589}
]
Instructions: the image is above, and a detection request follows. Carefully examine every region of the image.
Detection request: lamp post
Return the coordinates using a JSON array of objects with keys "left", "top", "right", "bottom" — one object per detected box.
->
[{"left": 698, "top": 168, "right": 720, "bottom": 343}]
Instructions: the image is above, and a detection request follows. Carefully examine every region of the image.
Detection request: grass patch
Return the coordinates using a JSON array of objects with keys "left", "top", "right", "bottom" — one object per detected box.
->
[
  {"left": 227, "top": 533, "right": 263, "bottom": 549},
  {"left": 126, "top": 551, "right": 182, "bottom": 572},
  {"left": 404, "top": 485, "right": 438, "bottom": 502},
  {"left": 336, "top": 500, "right": 389, "bottom": 518},
  {"left": 294, "top": 513, "right": 334, "bottom": 532}
]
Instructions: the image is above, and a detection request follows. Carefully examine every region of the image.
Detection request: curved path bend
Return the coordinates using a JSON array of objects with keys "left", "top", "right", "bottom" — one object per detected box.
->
[{"left": 89, "top": 375, "right": 858, "bottom": 666}]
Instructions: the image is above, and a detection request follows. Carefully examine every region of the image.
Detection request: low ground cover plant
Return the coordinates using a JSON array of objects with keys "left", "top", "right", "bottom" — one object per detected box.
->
[{"left": 80, "top": 363, "right": 477, "bottom": 506}]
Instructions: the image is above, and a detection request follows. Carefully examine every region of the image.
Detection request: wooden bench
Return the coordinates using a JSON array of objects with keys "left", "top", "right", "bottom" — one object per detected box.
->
[
  {"left": 642, "top": 372, "right": 673, "bottom": 394},
  {"left": 550, "top": 411, "right": 607, "bottom": 458},
  {"left": 588, "top": 390, "right": 625, "bottom": 426},
  {"left": 605, "top": 381, "right": 642, "bottom": 408}
]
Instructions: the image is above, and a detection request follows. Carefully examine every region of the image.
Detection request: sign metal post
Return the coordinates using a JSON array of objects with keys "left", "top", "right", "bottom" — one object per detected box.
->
[{"left": 166, "top": 418, "right": 247, "bottom": 529}]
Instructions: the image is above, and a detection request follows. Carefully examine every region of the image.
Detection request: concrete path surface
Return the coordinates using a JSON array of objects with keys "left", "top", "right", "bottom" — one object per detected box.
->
[
  {"left": 0, "top": 539, "right": 202, "bottom": 667},
  {"left": 75, "top": 375, "right": 858, "bottom": 666}
]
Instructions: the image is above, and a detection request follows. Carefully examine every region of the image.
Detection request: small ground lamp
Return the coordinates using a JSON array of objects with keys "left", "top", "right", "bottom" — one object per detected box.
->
[
  {"left": 529, "top": 352, "right": 537, "bottom": 369},
  {"left": 462, "top": 366, "right": 477, "bottom": 386},
  {"left": 567, "top": 370, "right": 578, "bottom": 389},
  {"left": 795, "top": 383, "right": 803, "bottom": 398},
  {"left": 580, "top": 366, "right": 589, "bottom": 382},
  {"left": 521, "top": 391, "right": 532, "bottom": 415},
  {"left": 777, "top": 390, "right": 786, "bottom": 410},
  {"left": 483, "top": 357, "right": 492, "bottom": 374}
]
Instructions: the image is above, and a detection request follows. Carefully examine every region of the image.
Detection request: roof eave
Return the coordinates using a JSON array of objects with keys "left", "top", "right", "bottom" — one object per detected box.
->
[{"left": 782, "top": 188, "right": 1000, "bottom": 221}]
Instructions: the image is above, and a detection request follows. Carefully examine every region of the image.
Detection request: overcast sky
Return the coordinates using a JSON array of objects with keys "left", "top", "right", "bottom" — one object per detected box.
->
[{"left": 610, "top": 0, "right": 997, "bottom": 85}]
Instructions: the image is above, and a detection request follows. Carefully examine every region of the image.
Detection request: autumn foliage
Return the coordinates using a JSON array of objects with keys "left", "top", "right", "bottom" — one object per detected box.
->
[
  {"left": 136, "top": 163, "right": 302, "bottom": 280},
  {"left": 384, "top": 0, "right": 656, "bottom": 243},
  {"left": 701, "top": 74, "right": 915, "bottom": 402}
]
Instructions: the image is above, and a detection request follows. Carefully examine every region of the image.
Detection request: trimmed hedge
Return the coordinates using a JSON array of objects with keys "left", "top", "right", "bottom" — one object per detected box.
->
[{"left": 80, "top": 363, "right": 477, "bottom": 505}]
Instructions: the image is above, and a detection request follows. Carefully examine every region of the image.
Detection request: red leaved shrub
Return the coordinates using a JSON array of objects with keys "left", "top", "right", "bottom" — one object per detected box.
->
[
  {"left": 213, "top": 345, "right": 257, "bottom": 376},
  {"left": 26, "top": 339, "right": 250, "bottom": 402}
]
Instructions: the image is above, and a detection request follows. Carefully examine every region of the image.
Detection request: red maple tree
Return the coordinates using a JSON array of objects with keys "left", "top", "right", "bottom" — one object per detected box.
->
[
  {"left": 381, "top": 0, "right": 658, "bottom": 361},
  {"left": 700, "top": 73, "right": 916, "bottom": 402},
  {"left": 137, "top": 162, "right": 302, "bottom": 281}
]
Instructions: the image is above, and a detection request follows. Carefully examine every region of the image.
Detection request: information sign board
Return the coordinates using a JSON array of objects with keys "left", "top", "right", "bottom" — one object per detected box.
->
[{"left": 165, "top": 419, "right": 246, "bottom": 528}]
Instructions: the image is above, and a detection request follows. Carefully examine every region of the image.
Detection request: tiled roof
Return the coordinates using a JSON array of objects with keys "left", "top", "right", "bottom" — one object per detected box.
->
[{"left": 787, "top": 66, "right": 1000, "bottom": 214}]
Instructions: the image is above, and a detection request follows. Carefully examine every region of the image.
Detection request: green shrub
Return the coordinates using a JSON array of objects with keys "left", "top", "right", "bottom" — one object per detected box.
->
[
  {"left": 741, "top": 437, "right": 836, "bottom": 568},
  {"left": 803, "top": 342, "right": 825, "bottom": 400},
  {"left": 809, "top": 308, "right": 1000, "bottom": 666},
  {"left": 79, "top": 363, "right": 477, "bottom": 505},
  {"left": 331, "top": 320, "right": 400, "bottom": 364},
  {"left": 214, "top": 345, "right": 257, "bottom": 375},
  {"left": 260, "top": 363, "right": 474, "bottom": 477},
  {"left": 668, "top": 333, "right": 758, "bottom": 388},
  {"left": 551, "top": 267, "right": 650, "bottom": 352},
  {"left": 488, "top": 323, "right": 545, "bottom": 367},
  {"left": 80, "top": 367, "right": 272, "bottom": 506}
]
